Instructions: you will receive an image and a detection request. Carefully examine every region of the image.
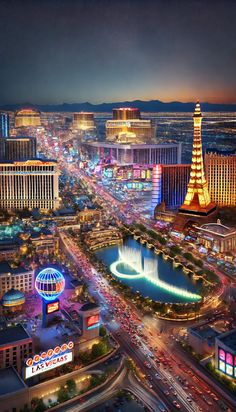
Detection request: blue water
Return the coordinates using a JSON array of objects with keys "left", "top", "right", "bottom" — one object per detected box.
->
[{"left": 95, "top": 237, "right": 201, "bottom": 303}]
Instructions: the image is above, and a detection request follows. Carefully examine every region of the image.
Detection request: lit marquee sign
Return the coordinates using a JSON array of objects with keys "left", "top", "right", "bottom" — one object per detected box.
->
[
  {"left": 87, "top": 314, "right": 100, "bottom": 330},
  {"left": 25, "top": 342, "right": 74, "bottom": 379},
  {"left": 46, "top": 300, "right": 60, "bottom": 314},
  {"left": 218, "top": 348, "right": 235, "bottom": 378}
]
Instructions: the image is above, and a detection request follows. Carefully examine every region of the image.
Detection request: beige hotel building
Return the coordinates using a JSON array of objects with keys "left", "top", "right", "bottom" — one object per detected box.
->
[
  {"left": 106, "top": 107, "right": 155, "bottom": 143},
  {"left": 0, "top": 159, "right": 60, "bottom": 210},
  {"left": 0, "top": 262, "right": 34, "bottom": 298},
  {"left": 205, "top": 150, "right": 236, "bottom": 206}
]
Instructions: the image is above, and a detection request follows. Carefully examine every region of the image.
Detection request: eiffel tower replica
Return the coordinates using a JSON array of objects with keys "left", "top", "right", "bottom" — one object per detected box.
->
[{"left": 174, "top": 102, "right": 217, "bottom": 231}]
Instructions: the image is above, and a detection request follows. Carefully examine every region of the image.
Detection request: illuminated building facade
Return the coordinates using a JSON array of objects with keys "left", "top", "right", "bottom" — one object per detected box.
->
[
  {"left": 179, "top": 103, "right": 216, "bottom": 217},
  {"left": 79, "top": 302, "right": 100, "bottom": 341},
  {"left": 188, "top": 324, "right": 219, "bottom": 356},
  {"left": 73, "top": 112, "right": 96, "bottom": 131},
  {"left": 0, "top": 112, "right": 9, "bottom": 138},
  {"left": 81, "top": 141, "right": 181, "bottom": 165},
  {"left": 106, "top": 107, "right": 155, "bottom": 143},
  {"left": 15, "top": 108, "right": 41, "bottom": 127},
  {"left": 84, "top": 226, "right": 123, "bottom": 251},
  {"left": 112, "top": 107, "right": 140, "bottom": 120},
  {"left": 29, "top": 230, "right": 59, "bottom": 254},
  {"left": 151, "top": 164, "right": 162, "bottom": 214},
  {"left": 0, "top": 159, "right": 60, "bottom": 210},
  {"left": 4, "top": 137, "right": 37, "bottom": 160},
  {"left": 0, "top": 262, "right": 34, "bottom": 298},
  {"left": 0, "top": 240, "right": 21, "bottom": 262},
  {"left": 0, "top": 325, "right": 33, "bottom": 373},
  {"left": 215, "top": 329, "right": 236, "bottom": 380},
  {"left": 78, "top": 208, "right": 101, "bottom": 223},
  {"left": 102, "top": 164, "right": 152, "bottom": 181},
  {"left": 161, "top": 164, "right": 191, "bottom": 209},
  {"left": 196, "top": 221, "right": 236, "bottom": 253},
  {"left": 205, "top": 149, "right": 236, "bottom": 206}
]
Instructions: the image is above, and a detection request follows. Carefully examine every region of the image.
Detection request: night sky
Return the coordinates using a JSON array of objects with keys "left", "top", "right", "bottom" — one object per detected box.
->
[{"left": 0, "top": 0, "right": 236, "bottom": 105}]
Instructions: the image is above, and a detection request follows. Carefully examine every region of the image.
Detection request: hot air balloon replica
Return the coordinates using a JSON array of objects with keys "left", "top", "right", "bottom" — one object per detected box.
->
[{"left": 35, "top": 267, "right": 65, "bottom": 327}]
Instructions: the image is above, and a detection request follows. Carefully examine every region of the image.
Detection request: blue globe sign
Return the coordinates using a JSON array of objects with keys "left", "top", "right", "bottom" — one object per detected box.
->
[{"left": 35, "top": 267, "right": 65, "bottom": 301}]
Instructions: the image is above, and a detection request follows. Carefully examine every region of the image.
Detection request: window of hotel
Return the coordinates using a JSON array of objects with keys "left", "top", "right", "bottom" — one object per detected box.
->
[{"left": 218, "top": 348, "right": 235, "bottom": 377}]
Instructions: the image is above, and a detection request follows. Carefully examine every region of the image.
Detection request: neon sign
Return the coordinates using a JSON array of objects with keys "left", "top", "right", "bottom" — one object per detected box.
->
[
  {"left": 87, "top": 314, "right": 100, "bottom": 330},
  {"left": 25, "top": 342, "right": 74, "bottom": 379},
  {"left": 46, "top": 300, "right": 60, "bottom": 314},
  {"left": 218, "top": 347, "right": 235, "bottom": 377}
]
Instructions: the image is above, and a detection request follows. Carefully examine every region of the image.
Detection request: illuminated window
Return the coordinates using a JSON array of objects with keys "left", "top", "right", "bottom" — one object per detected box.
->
[
  {"left": 226, "top": 353, "right": 233, "bottom": 366},
  {"left": 219, "top": 348, "right": 225, "bottom": 361},
  {"left": 226, "top": 364, "right": 233, "bottom": 376},
  {"left": 219, "top": 360, "right": 225, "bottom": 372}
]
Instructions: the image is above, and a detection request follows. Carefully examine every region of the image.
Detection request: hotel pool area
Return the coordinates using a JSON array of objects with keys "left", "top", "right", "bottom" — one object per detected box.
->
[{"left": 95, "top": 237, "right": 201, "bottom": 303}]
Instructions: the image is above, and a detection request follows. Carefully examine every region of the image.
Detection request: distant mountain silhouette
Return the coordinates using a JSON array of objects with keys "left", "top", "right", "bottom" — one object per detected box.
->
[{"left": 1, "top": 100, "right": 236, "bottom": 112}]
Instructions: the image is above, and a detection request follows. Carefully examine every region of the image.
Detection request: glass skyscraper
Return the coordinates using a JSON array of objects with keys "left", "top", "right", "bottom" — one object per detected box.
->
[{"left": 0, "top": 113, "right": 9, "bottom": 138}]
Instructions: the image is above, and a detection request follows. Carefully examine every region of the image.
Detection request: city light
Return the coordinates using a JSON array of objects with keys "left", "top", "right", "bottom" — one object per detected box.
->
[
  {"left": 35, "top": 267, "right": 65, "bottom": 301},
  {"left": 0, "top": 3, "right": 236, "bottom": 409}
]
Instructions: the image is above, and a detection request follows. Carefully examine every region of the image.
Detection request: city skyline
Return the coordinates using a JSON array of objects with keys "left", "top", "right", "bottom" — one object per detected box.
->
[
  {"left": 1, "top": 0, "right": 236, "bottom": 105},
  {"left": 0, "top": 1, "right": 236, "bottom": 411}
]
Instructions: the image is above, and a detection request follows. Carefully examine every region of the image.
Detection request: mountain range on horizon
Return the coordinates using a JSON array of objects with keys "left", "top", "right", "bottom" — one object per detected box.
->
[{"left": 1, "top": 100, "right": 236, "bottom": 113}]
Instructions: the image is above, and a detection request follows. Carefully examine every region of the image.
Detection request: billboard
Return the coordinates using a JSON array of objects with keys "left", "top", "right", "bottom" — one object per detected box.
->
[
  {"left": 87, "top": 314, "right": 100, "bottom": 330},
  {"left": 218, "top": 347, "right": 235, "bottom": 378},
  {"left": 46, "top": 300, "right": 60, "bottom": 314},
  {"left": 25, "top": 342, "right": 74, "bottom": 379}
]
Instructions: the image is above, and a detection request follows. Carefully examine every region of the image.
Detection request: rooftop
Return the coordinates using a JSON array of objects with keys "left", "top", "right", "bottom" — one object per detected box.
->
[
  {"left": 80, "top": 302, "right": 100, "bottom": 312},
  {"left": 15, "top": 108, "right": 40, "bottom": 115},
  {"left": 0, "top": 367, "right": 26, "bottom": 396},
  {"left": 200, "top": 222, "right": 235, "bottom": 236},
  {"left": 217, "top": 329, "right": 236, "bottom": 352},
  {"left": 0, "top": 261, "right": 29, "bottom": 275},
  {"left": 83, "top": 141, "right": 180, "bottom": 149},
  {"left": 6, "top": 136, "right": 35, "bottom": 141},
  {"left": 70, "top": 279, "right": 84, "bottom": 287},
  {"left": 0, "top": 158, "right": 57, "bottom": 165},
  {"left": 0, "top": 324, "right": 31, "bottom": 346},
  {"left": 0, "top": 261, "right": 11, "bottom": 273},
  {"left": 189, "top": 324, "right": 220, "bottom": 341}
]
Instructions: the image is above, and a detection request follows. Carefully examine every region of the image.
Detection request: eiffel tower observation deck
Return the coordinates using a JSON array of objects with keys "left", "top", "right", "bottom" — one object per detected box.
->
[{"left": 179, "top": 102, "right": 217, "bottom": 217}]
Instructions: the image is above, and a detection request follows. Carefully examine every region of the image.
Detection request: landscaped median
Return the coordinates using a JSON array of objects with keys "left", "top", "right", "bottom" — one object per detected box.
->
[{"left": 41, "top": 356, "right": 126, "bottom": 411}]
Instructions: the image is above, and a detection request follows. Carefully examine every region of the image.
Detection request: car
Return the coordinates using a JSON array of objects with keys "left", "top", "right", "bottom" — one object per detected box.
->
[{"left": 172, "top": 400, "right": 181, "bottom": 409}]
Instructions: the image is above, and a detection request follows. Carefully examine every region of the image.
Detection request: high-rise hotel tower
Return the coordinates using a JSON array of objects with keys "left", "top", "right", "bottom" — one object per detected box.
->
[
  {"left": 73, "top": 112, "right": 95, "bottom": 131},
  {"left": 15, "top": 108, "right": 41, "bottom": 128},
  {"left": 106, "top": 108, "right": 155, "bottom": 143},
  {"left": 205, "top": 149, "right": 236, "bottom": 207},
  {"left": 179, "top": 102, "right": 216, "bottom": 217},
  {"left": 0, "top": 113, "right": 10, "bottom": 138},
  {"left": 0, "top": 159, "right": 60, "bottom": 210}
]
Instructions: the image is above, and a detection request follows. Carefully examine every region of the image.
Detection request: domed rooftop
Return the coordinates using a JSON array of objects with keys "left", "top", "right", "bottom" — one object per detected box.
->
[
  {"left": 15, "top": 107, "right": 41, "bottom": 116},
  {"left": 2, "top": 289, "right": 25, "bottom": 307}
]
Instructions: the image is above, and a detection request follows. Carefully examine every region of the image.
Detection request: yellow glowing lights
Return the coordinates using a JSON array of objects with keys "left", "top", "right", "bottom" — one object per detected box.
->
[{"left": 181, "top": 102, "right": 213, "bottom": 209}]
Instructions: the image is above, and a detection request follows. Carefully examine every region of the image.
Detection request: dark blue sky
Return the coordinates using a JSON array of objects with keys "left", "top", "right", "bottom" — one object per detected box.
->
[{"left": 1, "top": 0, "right": 236, "bottom": 104}]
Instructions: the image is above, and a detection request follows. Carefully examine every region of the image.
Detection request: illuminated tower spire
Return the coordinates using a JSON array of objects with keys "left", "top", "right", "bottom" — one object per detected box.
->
[{"left": 179, "top": 102, "right": 216, "bottom": 216}]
